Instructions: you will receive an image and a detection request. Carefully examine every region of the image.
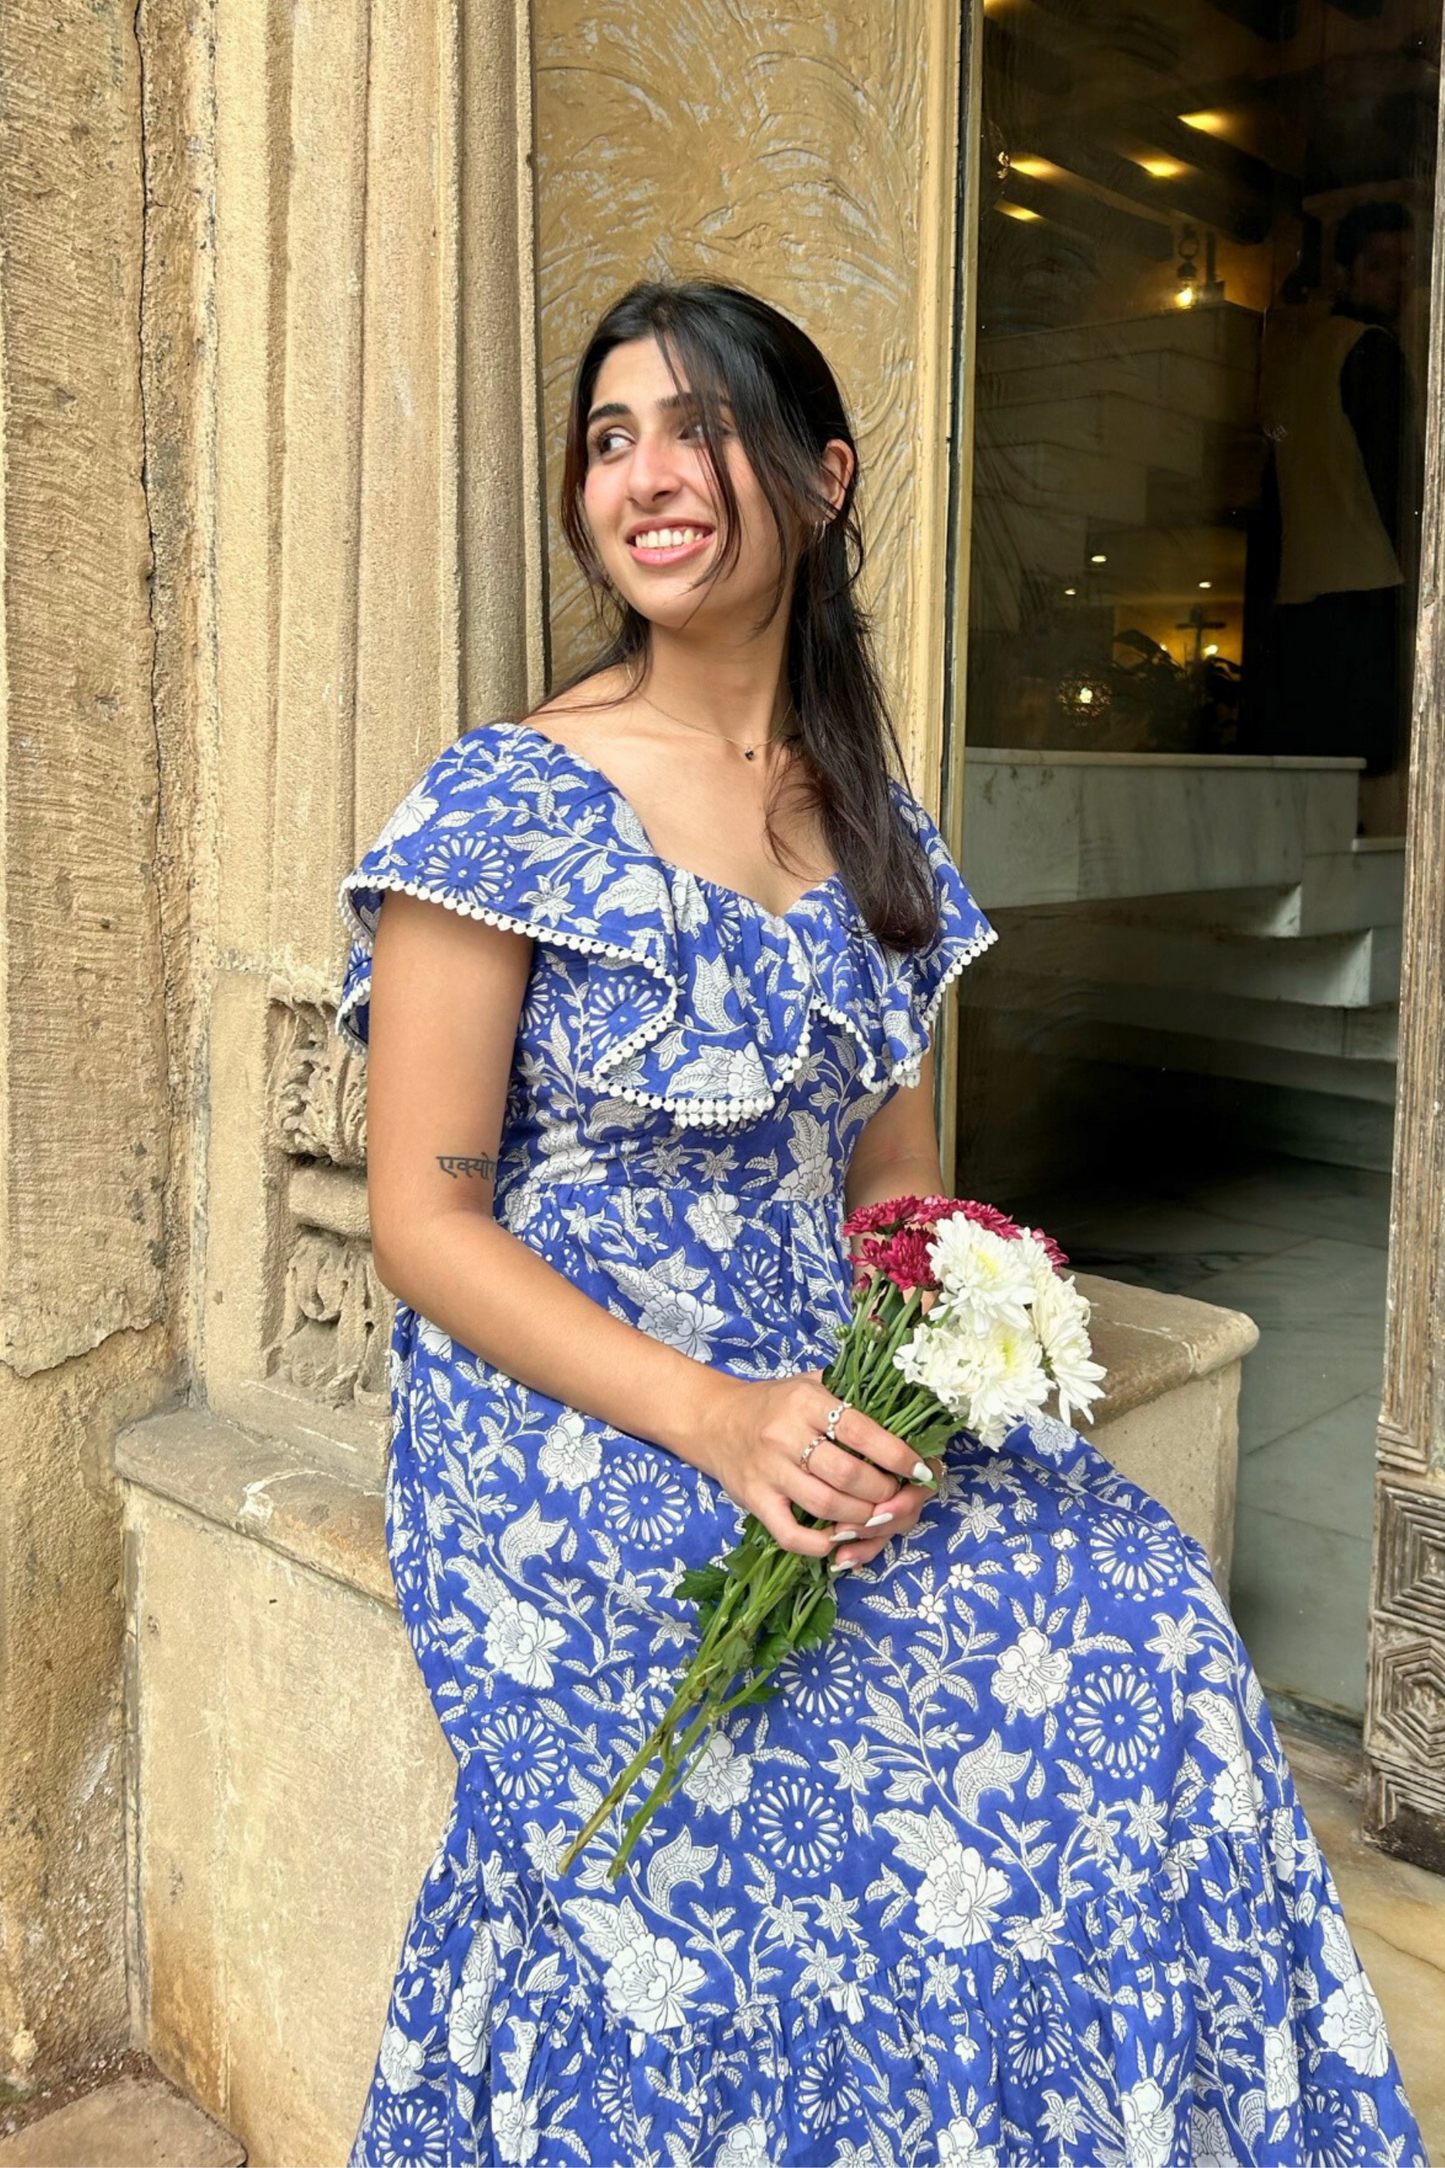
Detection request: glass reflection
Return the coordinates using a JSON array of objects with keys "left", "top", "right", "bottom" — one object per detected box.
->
[{"left": 957, "top": 0, "right": 1438, "bottom": 1718}]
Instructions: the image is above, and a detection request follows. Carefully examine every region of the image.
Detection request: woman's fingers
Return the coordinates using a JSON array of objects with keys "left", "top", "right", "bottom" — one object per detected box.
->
[
  {"left": 754, "top": 1495, "right": 838, "bottom": 1559},
  {"left": 790, "top": 1439, "right": 898, "bottom": 1514},
  {"left": 831, "top": 1484, "right": 932, "bottom": 1570},
  {"left": 802, "top": 1372, "right": 932, "bottom": 1491}
]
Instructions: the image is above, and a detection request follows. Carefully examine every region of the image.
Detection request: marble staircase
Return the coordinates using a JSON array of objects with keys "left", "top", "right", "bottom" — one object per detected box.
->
[{"left": 959, "top": 748, "right": 1403, "bottom": 1155}]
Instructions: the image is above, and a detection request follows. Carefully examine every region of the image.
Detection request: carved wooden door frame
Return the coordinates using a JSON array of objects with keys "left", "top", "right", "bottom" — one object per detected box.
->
[{"left": 1364, "top": 85, "right": 1445, "bottom": 1872}]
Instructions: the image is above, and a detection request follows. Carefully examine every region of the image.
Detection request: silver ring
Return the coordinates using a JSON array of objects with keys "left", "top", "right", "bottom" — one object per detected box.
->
[
  {"left": 799, "top": 1435, "right": 824, "bottom": 1470},
  {"left": 823, "top": 1401, "right": 850, "bottom": 1441}
]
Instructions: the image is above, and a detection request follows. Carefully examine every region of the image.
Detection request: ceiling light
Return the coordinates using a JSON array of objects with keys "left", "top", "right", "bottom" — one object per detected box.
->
[
  {"left": 1090, "top": 553, "right": 1107, "bottom": 564},
  {"left": 1179, "top": 110, "right": 1230, "bottom": 136},
  {"left": 1135, "top": 155, "right": 1186, "bottom": 180},
  {"left": 1009, "top": 157, "right": 1056, "bottom": 181},
  {"left": 997, "top": 202, "right": 1042, "bottom": 223},
  {"left": 1204, "top": 643, "right": 1219, "bottom": 657},
  {"left": 1198, "top": 580, "right": 1212, "bottom": 589},
  {"left": 1063, "top": 586, "right": 1077, "bottom": 596}
]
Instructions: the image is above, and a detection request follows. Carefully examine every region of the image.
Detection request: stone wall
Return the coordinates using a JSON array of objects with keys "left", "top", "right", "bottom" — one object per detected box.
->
[{"left": 0, "top": 0, "right": 175, "bottom": 2094}]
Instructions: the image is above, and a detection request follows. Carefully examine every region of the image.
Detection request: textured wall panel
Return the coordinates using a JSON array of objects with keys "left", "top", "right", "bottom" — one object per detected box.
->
[{"left": 534, "top": 0, "right": 959, "bottom": 787}]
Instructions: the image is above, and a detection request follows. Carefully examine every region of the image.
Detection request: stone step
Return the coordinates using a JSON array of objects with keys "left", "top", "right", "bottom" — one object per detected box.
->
[
  {"left": 979, "top": 348, "right": 1258, "bottom": 427},
  {"left": 983, "top": 911, "right": 1400, "bottom": 1008},
  {"left": 962, "top": 751, "right": 1367, "bottom": 911},
  {"left": 0, "top": 2072, "right": 243, "bottom": 2168},
  {"left": 976, "top": 299, "right": 1261, "bottom": 376},
  {"left": 969, "top": 968, "right": 1399, "bottom": 1064},
  {"left": 1076, "top": 842, "right": 1406, "bottom": 940},
  {"left": 981, "top": 391, "right": 1205, "bottom": 479},
  {"left": 973, "top": 440, "right": 1149, "bottom": 525},
  {"left": 1012, "top": 1013, "right": 1397, "bottom": 1107}
]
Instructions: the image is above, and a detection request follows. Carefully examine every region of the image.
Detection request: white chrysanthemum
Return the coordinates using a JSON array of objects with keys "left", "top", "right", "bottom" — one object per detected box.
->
[
  {"left": 897, "top": 1309, "right": 1051, "bottom": 1445},
  {"left": 1032, "top": 1270, "right": 1107, "bottom": 1425},
  {"left": 928, "top": 1218, "right": 1038, "bottom": 1330},
  {"left": 1018, "top": 1229, "right": 1063, "bottom": 1300}
]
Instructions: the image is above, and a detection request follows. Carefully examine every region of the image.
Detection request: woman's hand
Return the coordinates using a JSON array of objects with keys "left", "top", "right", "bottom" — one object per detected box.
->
[{"left": 704, "top": 1368, "right": 936, "bottom": 1566}]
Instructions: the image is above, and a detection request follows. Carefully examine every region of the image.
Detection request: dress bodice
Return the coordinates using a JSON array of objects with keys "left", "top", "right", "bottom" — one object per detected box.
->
[{"left": 336, "top": 720, "right": 996, "bottom": 1376}]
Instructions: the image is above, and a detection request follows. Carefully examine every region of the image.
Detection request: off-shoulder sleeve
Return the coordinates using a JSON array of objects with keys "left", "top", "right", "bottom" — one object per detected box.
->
[
  {"left": 332, "top": 725, "right": 677, "bottom": 1060},
  {"left": 810, "top": 777, "right": 996, "bottom": 1092},
  {"left": 889, "top": 776, "right": 997, "bottom": 1048}
]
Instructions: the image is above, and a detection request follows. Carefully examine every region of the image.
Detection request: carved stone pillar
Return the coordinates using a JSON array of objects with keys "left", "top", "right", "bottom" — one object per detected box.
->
[
  {"left": 1365, "top": 85, "right": 1445, "bottom": 1869},
  {"left": 200, "top": 0, "right": 541, "bottom": 1476}
]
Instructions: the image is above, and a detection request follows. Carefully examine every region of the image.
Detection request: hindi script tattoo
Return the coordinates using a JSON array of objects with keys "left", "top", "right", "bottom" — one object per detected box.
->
[{"left": 436, "top": 1153, "right": 497, "bottom": 1180}]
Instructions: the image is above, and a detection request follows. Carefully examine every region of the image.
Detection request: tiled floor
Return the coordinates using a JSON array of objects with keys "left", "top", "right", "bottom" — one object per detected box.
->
[{"left": 1013, "top": 1150, "right": 1391, "bottom": 1715}]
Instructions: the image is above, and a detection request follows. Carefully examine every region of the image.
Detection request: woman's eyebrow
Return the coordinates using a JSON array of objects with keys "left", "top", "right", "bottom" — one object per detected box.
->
[{"left": 586, "top": 391, "right": 720, "bottom": 429}]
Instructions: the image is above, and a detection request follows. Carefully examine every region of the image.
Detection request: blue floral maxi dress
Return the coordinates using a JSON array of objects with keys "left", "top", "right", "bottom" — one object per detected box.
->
[{"left": 335, "top": 720, "right": 1424, "bottom": 2168}]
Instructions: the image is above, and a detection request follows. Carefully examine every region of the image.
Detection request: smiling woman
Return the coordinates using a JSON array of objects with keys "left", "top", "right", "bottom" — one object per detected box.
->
[{"left": 337, "top": 279, "right": 1426, "bottom": 2168}]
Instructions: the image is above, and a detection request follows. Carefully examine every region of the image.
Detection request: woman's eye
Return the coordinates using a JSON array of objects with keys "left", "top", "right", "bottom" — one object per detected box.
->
[{"left": 591, "top": 428, "right": 627, "bottom": 457}]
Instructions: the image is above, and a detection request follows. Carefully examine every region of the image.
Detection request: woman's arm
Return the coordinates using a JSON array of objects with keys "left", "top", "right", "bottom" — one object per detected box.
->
[
  {"left": 363, "top": 892, "right": 931, "bottom": 1554},
  {"left": 843, "top": 1050, "right": 945, "bottom": 1221}
]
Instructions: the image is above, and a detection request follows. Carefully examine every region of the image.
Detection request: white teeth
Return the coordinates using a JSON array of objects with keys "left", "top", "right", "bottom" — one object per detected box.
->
[{"left": 632, "top": 527, "right": 707, "bottom": 549}]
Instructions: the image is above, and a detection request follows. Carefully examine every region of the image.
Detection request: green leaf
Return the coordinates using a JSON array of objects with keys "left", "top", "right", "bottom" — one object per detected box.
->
[
  {"left": 797, "top": 1592, "right": 837, "bottom": 1646},
  {"left": 750, "top": 1631, "right": 792, "bottom": 1672},
  {"left": 673, "top": 1565, "right": 728, "bottom": 1604},
  {"left": 908, "top": 1417, "right": 959, "bottom": 1459}
]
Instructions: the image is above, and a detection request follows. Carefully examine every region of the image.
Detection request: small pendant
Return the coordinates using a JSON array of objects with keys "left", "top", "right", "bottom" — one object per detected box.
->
[{"left": 745, "top": 747, "right": 755, "bottom": 760}]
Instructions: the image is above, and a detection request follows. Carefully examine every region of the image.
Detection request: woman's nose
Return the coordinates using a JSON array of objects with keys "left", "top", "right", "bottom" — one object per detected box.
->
[{"left": 628, "top": 430, "right": 682, "bottom": 500}]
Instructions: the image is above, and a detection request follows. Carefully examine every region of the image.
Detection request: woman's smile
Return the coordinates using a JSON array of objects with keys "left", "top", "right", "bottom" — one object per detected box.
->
[{"left": 625, "top": 522, "right": 715, "bottom": 566}]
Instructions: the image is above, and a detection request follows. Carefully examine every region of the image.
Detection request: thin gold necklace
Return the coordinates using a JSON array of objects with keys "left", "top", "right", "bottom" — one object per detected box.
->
[{"left": 639, "top": 688, "right": 792, "bottom": 762}]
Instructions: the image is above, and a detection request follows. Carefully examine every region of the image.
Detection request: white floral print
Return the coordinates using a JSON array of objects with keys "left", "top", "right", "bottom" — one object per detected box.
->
[
  {"left": 337, "top": 725, "right": 1424, "bottom": 2168},
  {"left": 483, "top": 1596, "right": 566, "bottom": 1689},
  {"left": 992, "top": 1623, "right": 1071, "bottom": 1718},
  {"left": 1321, "top": 1976, "right": 1392, "bottom": 2078},
  {"left": 916, "top": 1842, "right": 1012, "bottom": 1949}
]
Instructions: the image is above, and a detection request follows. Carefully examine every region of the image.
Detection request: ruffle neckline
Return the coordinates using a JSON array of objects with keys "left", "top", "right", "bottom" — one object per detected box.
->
[{"left": 335, "top": 719, "right": 997, "bottom": 1129}]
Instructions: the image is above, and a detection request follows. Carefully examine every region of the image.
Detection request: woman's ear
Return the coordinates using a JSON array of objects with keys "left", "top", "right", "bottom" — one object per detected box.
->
[{"left": 819, "top": 437, "right": 855, "bottom": 519}]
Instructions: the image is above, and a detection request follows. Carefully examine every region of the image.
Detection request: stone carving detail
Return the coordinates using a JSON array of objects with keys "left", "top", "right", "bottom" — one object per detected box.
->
[
  {"left": 269, "top": 996, "right": 367, "bottom": 1168},
  {"left": 268, "top": 1228, "right": 391, "bottom": 1411},
  {"left": 1374, "top": 1479, "right": 1445, "bottom": 1632},
  {"left": 1367, "top": 1479, "right": 1445, "bottom": 1866},
  {"left": 1365, "top": 1756, "right": 1445, "bottom": 1876},
  {"left": 1369, "top": 1624, "right": 1445, "bottom": 1767},
  {"left": 265, "top": 997, "right": 388, "bottom": 1410}
]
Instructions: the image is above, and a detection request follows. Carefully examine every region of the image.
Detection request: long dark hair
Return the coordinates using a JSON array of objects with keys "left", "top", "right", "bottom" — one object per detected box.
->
[{"left": 545, "top": 279, "right": 939, "bottom": 953}]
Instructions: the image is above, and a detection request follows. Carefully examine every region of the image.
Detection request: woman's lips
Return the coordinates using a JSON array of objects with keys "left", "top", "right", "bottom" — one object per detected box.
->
[{"left": 625, "top": 526, "right": 714, "bottom": 566}]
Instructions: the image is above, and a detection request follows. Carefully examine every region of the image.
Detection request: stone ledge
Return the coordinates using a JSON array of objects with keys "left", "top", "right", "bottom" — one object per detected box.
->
[
  {"left": 115, "top": 1406, "right": 392, "bottom": 1607},
  {"left": 1074, "top": 1271, "right": 1259, "bottom": 1426},
  {"left": 115, "top": 1273, "right": 1258, "bottom": 1604}
]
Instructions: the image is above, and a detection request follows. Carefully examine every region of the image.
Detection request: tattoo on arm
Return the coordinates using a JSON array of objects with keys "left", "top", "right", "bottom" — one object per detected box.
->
[{"left": 436, "top": 1153, "right": 497, "bottom": 1180}]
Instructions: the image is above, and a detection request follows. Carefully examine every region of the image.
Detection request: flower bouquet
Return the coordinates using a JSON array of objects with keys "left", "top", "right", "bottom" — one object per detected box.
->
[{"left": 557, "top": 1193, "right": 1106, "bottom": 1885}]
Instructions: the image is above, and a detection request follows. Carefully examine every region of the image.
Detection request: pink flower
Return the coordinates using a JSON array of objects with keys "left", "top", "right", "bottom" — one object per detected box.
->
[
  {"left": 873, "top": 1228, "right": 941, "bottom": 1295},
  {"left": 1024, "top": 1226, "right": 1070, "bottom": 1271},
  {"left": 841, "top": 1196, "right": 925, "bottom": 1238}
]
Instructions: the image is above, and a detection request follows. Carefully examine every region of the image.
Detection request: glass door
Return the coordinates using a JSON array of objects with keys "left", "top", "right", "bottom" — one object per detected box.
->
[{"left": 953, "top": 0, "right": 1440, "bottom": 1721}]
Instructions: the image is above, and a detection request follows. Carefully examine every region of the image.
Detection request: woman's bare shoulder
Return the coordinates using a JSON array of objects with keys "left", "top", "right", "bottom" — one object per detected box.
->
[{"left": 524, "top": 670, "right": 640, "bottom": 762}]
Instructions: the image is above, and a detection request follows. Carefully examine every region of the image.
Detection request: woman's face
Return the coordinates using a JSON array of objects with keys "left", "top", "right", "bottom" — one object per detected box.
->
[{"left": 580, "top": 334, "right": 841, "bottom": 637}]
